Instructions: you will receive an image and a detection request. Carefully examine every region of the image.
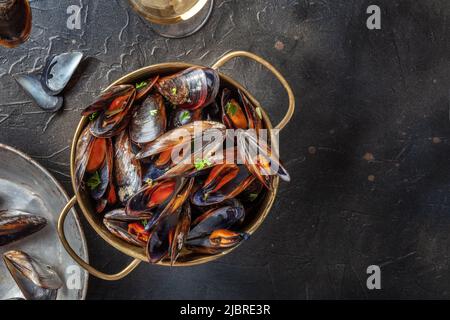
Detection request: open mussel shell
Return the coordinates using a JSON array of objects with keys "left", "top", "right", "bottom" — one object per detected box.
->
[
  {"left": 186, "top": 229, "right": 250, "bottom": 255},
  {"left": 146, "top": 201, "right": 191, "bottom": 264},
  {"left": 188, "top": 202, "right": 245, "bottom": 240},
  {"left": 135, "top": 76, "right": 159, "bottom": 101},
  {"left": 114, "top": 131, "right": 142, "bottom": 204},
  {"left": 74, "top": 124, "right": 94, "bottom": 190},
  {"left": 130, "top": 93, "right": 167, "bottom": 144},
  {"left": 136, "top": 121, "right": 226, "bottom": 160},
  {"left": 41, "top": 52, "right": 83, "bottom": 95},
  {"left": 221, "top": 88, "right": 262, "bottom": 130},
  {"left": 126, "top": 179, "right": 178, "bottom": 221},
  {"left": 13, "top": 73, "right": 63, "bottom": 112},
  {"left": 191, "top": 164, "right": 255, "bottom": 206},
  {"left": 0, "top": 0, "right": 32, "bottom": 48},
  {"left": 86, "top": 138, "right": 113, "bottom": 200},
  {"left": 142, "top": 150, "right": 173, "bottom": 182},
  {"left": 82, "top": 85, "right": 136, "bottom": 138},
  {"left": 103, "top": 209, "right": 148, "bottom": 247},
  {"left": 0, "top": 210, "right": 47, "bottom": 246},
  {"left": 156, "top": 67, "right": 220, "bottom": 110},
  {"left": 237, "top": 131, "right": 290, "bottom": 189},
  {"left": 3, "top": 250, "right": 63, "bottom": 300}
]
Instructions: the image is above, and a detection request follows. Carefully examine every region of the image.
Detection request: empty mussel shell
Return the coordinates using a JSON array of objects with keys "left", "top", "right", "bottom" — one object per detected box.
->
[
  {"left": 3, "top": 250, "right": 63, "bottom": 300},
  {"left": 13, "top": 73, "right": 63, "bottom": 112},
  {"left": 0, "top": 210, "right": 47, "bottom": 246},
  {"left": 41, "top": 51, "right": 83, "bottom": 95}
]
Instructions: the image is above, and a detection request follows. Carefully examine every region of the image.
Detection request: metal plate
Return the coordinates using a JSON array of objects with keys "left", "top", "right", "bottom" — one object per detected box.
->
[{"left": 0, "top": 144, "right": 88, "bottom": 300}]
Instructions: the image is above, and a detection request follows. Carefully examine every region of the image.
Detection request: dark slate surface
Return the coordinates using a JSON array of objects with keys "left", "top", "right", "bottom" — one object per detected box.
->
[{"left": 1, "top": 0, "right": 450, "bottom": 299}]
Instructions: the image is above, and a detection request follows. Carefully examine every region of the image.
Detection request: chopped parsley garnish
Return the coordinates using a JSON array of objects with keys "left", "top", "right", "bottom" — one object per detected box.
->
[
  {"left": 87, "top": 171, "right": 101, "bottom": 190},
  {"left": 248, "top": 193, "right": 259, "bottom": 202},
  {"left": 225, "top": 102, "right": 238, "bottom": 116},
  {"left": 194, "top": 158, "right": 212, "bottom": 171},
  {"left": 180, "top": 111, "right": 191, "bottom": 122},
  {"left": 136, "top": 81, "right": 148, "bottom": 90},
  {"left": 89, "top": 112, "right": 99, "bottom": 121},
  {"left": 145, "top": 178, "right": 153, "bottom": 186},
  {"left": 141, "top": 220, "right": 148, "bottom": 228},
  {"left": 149, "top": 109, "right": 158, "bottom": 116},
  {"left": 171, "top": 87, "right": 177, "bottom": 95}
]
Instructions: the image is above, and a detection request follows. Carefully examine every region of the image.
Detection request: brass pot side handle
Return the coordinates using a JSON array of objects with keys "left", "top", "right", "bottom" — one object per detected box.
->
[
  {"left": 212, "top": 51, "right": 296, "bottom": 131},
  {"left": 57, "top": 196, "right": 141, "bottom": 281}
]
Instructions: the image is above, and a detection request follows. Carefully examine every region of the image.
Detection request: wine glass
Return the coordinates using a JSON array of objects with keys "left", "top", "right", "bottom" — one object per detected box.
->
[{"left": 127, "top": 0, "right": 214, "bottom": 39}]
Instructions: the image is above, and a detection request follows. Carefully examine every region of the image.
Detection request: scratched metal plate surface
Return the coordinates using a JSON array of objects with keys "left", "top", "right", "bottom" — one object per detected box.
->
[
  {"left": 0, "top": 144, "right": 88, "bottom": 300},
  {"left": 0, "top": 0, "right": 450, "bottom": 299}
]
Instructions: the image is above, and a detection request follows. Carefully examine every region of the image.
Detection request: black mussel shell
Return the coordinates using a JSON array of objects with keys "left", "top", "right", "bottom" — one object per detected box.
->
[
  {"left": 130, "top": 93, "right": 167, "bottom": 144},
  {"left": 187, "top": 204, "right": 245, "bottom": 240},
  {"left": 114, "top": 131, "right": 142, "bottom": 204},
  {"left": 3, "top": 250, "right": 63, "bottom": 300},
  {"left": 103, "top": 209, "right": 148, "bottom": 247},
  {"left": 13, "top": 73, "right": 63, "bottom": 112},
  {"left": 156, "top": 67, "right": 220, "bottom": 110},
  {"left": 41, "top": 52, "right": 83, "bottom": 95},
  {"left": 0, "top": 210, "right": 47, "bottom": 246},
  {"left": 186, "top": 229, "right": 249, "bottom": 255}
]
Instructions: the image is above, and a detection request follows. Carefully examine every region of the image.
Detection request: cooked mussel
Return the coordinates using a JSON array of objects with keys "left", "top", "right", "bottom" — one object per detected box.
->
[
  {"left": 191, "top": 164, "right": 255, "bottom": 206},
  {"left": 221, "top": 88, "right": 262, "bottom": 130},
  {"left": 186, "top": 229, "right": 249, "bottom": 255},
  {"left": 85, "top": 138, "right": 113, "bottom": 201},
  {"left": 3, "top": 250, "right": 63, "bottom": 300},
  {"left": 0, "top": 0, "right": 32, "bottom": 48},
  {"left": 135, "top": 76, "right": 159, "bottom": 101},
  {"left": 156, "top": 67, "right": 220, "bottom": 110},
  {"left": 130, "top": 93, "right": 167, "bottom": 144},
  {"left": 126, "top": 179, "right": 178, "bottom": 220},
  {"left": 237, "top": 130, "right": 290, "bottom": 189},
  {"left": 188, "top": 201, "right": 245, "bottom": 240},
  {"left": 114, "top": 131, "right": 142, "bottom": 204},
  {"left": 146, "top": 201, "right": 191, "bottom": 264},
  {"left": 82, "top": 85, "right": 136, "bottom": 138},
  {"left": 0, "top": 210, "right": 47, "bottom": 246},
  {"left": 103, "top": 209, "right": 149, "bottom": 247}
]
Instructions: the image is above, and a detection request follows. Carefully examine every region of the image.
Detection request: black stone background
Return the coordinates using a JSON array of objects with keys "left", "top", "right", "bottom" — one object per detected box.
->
[{"left": 0, "top": 0, "right": 450, "bottom": 299}]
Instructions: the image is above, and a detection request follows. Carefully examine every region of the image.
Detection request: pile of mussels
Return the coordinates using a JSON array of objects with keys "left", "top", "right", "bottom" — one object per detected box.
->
[{"left": 76, "top": 67, "right": 291, "bottom": 264}]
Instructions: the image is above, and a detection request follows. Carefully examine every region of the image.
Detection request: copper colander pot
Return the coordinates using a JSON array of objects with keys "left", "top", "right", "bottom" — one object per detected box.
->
[{"left": 57, "top": 51, "right": 295, "bottom": 281}]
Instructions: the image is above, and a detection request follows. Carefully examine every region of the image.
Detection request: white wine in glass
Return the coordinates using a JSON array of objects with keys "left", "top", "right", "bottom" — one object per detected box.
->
[{"left": 127, "top": 0, "right": 213, "bottom": 38}]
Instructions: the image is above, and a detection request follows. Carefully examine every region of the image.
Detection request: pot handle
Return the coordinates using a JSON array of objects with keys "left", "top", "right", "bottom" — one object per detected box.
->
[
  {"left": 57, "top": 196, "right": 141, "bottom": 281},
  {"left": 212, "top": 51, "right": 295, "bottom": 131}
]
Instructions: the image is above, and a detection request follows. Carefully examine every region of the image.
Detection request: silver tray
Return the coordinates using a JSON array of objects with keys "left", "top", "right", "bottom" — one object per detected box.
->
[{"left": 0, "top": 144, "right": 88, "bottom": 300}]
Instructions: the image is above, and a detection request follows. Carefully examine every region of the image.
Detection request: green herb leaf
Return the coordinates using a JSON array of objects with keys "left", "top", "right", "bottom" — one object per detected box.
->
[
  {"left": 180, "top": 111, "right": 191, "bottom": 123},
  {"left": 87, "top": 171, "right": 101, "bottom": 190},
  {"left": 145, "top": 178, "right": 153, "bottom": 186},
  {"left": 141, "top": 220, "right": 148, "bottom": 228},
  {"left": 149, "top": 109, "right": 158, "bottom": 116},
  {"left": 248, "top": 193, "right": 259, "bottom": 202},
  {"left": 171, "top": 87, "right": 177, "bottom": 95},
  {"left": 226, "top": 102, "right": 238, "bottom": 117},
  {"left": 89, "top": 112, "right": 99, "bottom": 122},
  {"left": 136, "top": 81, "right": 148, "bottom": 90},
  {"left": 194, "top": 158, "right": 212, "bottom": 171},
  {"left": 255, "top": 107, "right": 263, "bottom": 120}
]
